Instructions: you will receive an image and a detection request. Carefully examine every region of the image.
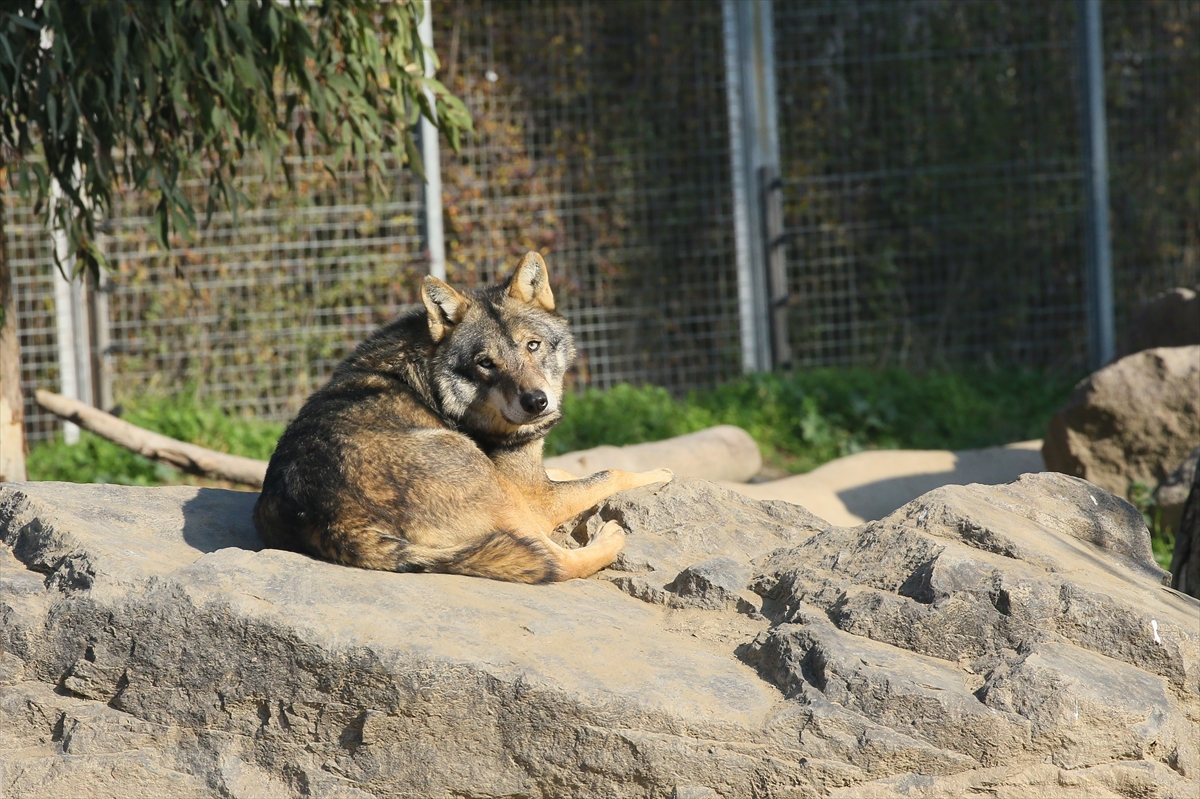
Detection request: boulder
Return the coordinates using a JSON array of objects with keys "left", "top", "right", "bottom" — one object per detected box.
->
[
  {"left": 545, "top": 425, "right": 763, "bottom": 483},
  {"left": 1, "top": 476, "right": 1197, "bottom": 799},
  {"left": 1121, "top": 285, "right": 1200, "bottom": 356},
  {"left": 1043, "top": 346, "right": 1200, "bottom": 497}
]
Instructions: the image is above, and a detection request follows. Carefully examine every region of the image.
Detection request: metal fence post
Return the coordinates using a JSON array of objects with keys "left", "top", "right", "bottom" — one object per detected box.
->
[
  {"left": 89, "top": 263, "right": 114, "bottom": 413},
  {"left": 1078, "top": 0, "right": 1115, "bottom": 368},
  {"left": 51, "top": 264, "right": 80, "bottom": 443},
  {"left": 761, "top": 165, "right": 791, "bottom": 368},
  {"left": 419, "top": 0, "right": 447, "bottom": 281},
  {"left": 723, "top": 0, "right": 781, "bottom": 373}
]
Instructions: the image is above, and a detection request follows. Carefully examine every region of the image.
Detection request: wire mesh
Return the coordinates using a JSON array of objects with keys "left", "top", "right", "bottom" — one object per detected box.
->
[
  {"left": 101, "top": 153, "right": 428, "bottom": 422},
  {"left": 1104, "top": 0, "right": 1200, "bottom": 336},
  {"left": 8, "top": 0, "right": 1198, "bottom": 447},
  {"left": 434, "top": 0, "right": 742, "bottom": 391},
  {"left": 7, "top": 202, "right": 60, "bottom": 444},
  {"left": 772, "top": 0, "right": 1198, "bottom": 370}
]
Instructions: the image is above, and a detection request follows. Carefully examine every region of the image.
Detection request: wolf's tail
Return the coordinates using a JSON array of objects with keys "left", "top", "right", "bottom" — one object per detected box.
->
[{"left": 392, "top": 530, "right": 564, "bottom": 584}]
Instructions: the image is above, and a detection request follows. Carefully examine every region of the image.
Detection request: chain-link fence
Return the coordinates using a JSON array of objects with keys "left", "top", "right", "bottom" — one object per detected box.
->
[
  {"left": 102, "top": 155, "right": 429, "bottom": 421},
  {"left": 434, "top": 0, "right": 741, "bottom": 390},
  {"left": 10, "top": 0, "right": 1199, "bottom": 446},
  {"left": 773, "top": 0, "right": 1198, "bottom": 370},
  {"left": 8, "top": 201, "right": 60, "bottom": 443}
]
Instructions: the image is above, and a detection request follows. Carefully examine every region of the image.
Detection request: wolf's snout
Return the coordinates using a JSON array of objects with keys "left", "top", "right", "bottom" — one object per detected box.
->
[{"left": 520, "top": 390, "right": 549, "bottom": 415}]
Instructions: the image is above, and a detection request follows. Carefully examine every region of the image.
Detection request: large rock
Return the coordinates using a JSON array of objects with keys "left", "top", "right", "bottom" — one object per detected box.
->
[
  {"left": 1043, "top": 346, "right": 1200, "bottom": 497},
  {"left": 1, "top": 476, "right": 1197, "bottom": 798},
  {"left": 1121, "top": 285, "right": 1200, "bottom": 356},
  {"left": 545, "top": 425, "right": 763, "bottom": 483}
]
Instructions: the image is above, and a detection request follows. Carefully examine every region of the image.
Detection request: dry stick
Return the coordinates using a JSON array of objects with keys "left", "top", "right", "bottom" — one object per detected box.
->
[{"left": 35, "top": 389, "right": 268, "bottom": 488}]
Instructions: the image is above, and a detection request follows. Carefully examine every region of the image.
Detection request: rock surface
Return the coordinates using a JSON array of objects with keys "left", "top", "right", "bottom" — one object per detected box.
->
[
  {"left": 1121, "top": 285, "right": 1200, "bottom": 356},
  {"left": 1043, "top": 346, "right": 1200, "bottom": 497},
  {"left": 1, "top": 476, "right": 1197, "bottom": 799},
  {"left": 545, "top": 425, "right": 763, "bottom": 483}
]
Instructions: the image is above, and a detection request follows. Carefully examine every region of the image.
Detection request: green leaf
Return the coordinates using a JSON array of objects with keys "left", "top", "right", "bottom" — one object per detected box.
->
[
  {"left": 403, "top": 127, "right": 425, "bottom": 183},
  {"left": 0, "top": 0, "right": 471, "bottom": 280},
  {"left": 7, "top": 14, "right": 42, "bottom": 33},
  {"left": 153, "top": 197, "right": 169, "bottom": 252}
]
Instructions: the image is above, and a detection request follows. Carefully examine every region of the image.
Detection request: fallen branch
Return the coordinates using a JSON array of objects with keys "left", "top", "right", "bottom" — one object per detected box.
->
[{"left": 34, "top": 389, "right": 268, "bottom": 488}]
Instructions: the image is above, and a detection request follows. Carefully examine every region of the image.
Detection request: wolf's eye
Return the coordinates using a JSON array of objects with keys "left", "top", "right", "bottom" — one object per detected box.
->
[
  {"left": 478, "top": 356, "right": 495, "bottom": 369},
  {"left": 527, "top": 340, "right": 541, "bottom": 352}
]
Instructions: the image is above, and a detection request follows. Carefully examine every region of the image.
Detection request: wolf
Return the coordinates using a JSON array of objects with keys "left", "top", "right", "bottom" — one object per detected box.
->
[{"left": 253, "top": 252, "right": 673, "bottom": 583}]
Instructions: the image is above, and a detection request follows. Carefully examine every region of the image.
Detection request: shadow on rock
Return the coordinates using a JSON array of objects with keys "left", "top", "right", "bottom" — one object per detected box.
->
[
  {"left": 836, "top": 447, "right": 1044, "bottom": 523},
  {"left": 180, "top": 488, "right": 263, "bottom": 554}
]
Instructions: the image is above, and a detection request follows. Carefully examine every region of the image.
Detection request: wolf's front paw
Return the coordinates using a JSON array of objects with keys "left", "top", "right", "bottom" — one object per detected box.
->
[
  {"left": 637, "top": 468, "right": 674, "bottom": 486},
  {"left": 593, "top": 519, "right": 627, "bottom": 547},
  {"left": 592, "top": 515, "right": 624, "bottom": 542}
]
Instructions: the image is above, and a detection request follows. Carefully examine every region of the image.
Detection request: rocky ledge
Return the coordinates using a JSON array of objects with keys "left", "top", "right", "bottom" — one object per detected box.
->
[{"left": 0, "top": 474, "right": 1196, "bottom": 798}]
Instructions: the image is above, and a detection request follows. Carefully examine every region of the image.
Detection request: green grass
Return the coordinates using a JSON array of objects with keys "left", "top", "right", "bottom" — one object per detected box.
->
[
  {"left": 1128, "top": 480, "right": 1176, "bottom": 571},
  {"left": 547, "top": 367, "right": 1080, "bottom": 474}
]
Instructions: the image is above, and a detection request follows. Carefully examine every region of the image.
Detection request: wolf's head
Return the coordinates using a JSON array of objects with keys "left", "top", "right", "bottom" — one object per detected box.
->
[{"left": 422, "top": 252, "right": 577, "bottom": 447}]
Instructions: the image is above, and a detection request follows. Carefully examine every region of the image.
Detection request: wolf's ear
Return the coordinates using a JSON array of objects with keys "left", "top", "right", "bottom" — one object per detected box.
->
[
  {"left": 422, "top": 275, "right": 469, "bottom": 342},
  {"left": 506, "top": 251, "right": 555, "bottom": 311}
]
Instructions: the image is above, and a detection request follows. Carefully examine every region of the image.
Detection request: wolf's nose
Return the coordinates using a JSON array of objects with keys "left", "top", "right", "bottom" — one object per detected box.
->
[{"left": 520, "top": 390, "right": 549, "bottom": 414}]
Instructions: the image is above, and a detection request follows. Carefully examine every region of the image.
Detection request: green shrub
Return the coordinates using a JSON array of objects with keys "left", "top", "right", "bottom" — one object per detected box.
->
[
  {"left": 1128, "top": 480, "right": 1175, "bottom": 571},
  {"left": 546, "top": 384, "right": 718, "bottom": 455},
  {"left": 27, "top": 429, "right": 174, "bottom": 485},
  {"left": 548, "top": 367, "right": 1079, "bottom": 475}
]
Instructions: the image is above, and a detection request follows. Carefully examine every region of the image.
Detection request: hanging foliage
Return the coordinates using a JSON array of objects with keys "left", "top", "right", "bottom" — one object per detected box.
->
[{"left": 0, "top": 0, "right": 473, "bottom": 275}]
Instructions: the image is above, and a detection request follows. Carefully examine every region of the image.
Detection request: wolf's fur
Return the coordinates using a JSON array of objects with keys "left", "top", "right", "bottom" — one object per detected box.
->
[{"left": 253, "top": 252, "right": 672, "bottom": 583}]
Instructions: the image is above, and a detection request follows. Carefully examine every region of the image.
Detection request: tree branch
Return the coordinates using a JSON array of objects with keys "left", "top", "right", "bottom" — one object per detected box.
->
[{"left": 35, "top": 389, "right": 268, "bottom": 488}]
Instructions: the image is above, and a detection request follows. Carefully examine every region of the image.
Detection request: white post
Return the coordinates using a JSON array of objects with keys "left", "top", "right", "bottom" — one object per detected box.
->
[
  {"left": 51, "top": 259, "right": 79, "bottom": 444},
  {"left": 50, "top": 178, "right": 91, "bottom": 443},
  {"left": 71, "top": 268, "right": 92, "bottom": 409},
  {"left": 419, "top": 0, "right": 447, "bottom": 281},
  {"left": 91, "top": 265, "right": 113, "bottom": 412}
]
